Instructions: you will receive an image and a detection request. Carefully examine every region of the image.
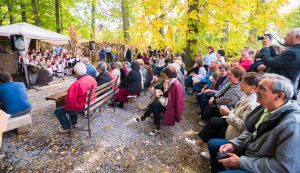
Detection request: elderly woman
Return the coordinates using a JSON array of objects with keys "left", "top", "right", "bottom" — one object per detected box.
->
[
  {"left": 54, "top": 62, "right": 97, "bottom": 133},
  {"left": 168, "top": 63, "right": 184, "bottom": 87},
  {"left": 110, "top": 62, "right": 120, "bottom": 83},
  {"left": 115, "top": 61, "right": 126, "bottom": 83},
  {"left": 200, "top": 65, "right": 246, "bottom": 122},
  {"left": 96, "top": 61, "right": 112, "bottom": 86},
  {"left": 196, "top": 63, "right": 230, "bottom": 113},
  {"left": 111, "top": 61, "right": 142, "bottom": 108},
  {"left": 185, "top": 72, "right": 260, "bottom": 158},
  {"left": 136, "top": 59, "right": 148, "bottom": 89},
  {"left": 134, "top": 66, "right": 184, "bottom": 136}
]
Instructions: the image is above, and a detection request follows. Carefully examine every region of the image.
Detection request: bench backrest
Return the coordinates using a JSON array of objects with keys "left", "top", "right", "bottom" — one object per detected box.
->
[{"left": 84, "top": 76, "right": 119, "bottom": 116}]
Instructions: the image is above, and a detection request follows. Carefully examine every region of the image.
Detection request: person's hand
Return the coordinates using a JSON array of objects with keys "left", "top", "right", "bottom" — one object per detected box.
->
[
  {"left": 231, "top": 62, "right": 238, "bottom": 67},
  {"left": 219, "top": 105, "right": 230, "bottom": 116},
  {"left": 219, "top": 143, "right": 236, "bottom": 153},
  {"left": 193, "top": 80, "right": 200, "bottom": 85},
  {"left": 257, "top": 64, "right": 266, "bottom": 71},
  {"left": 155, "top": 89, "right": 163, "bottom": 97},
  {"left": 149, "top": 87, "right": 155, "bottom": 94},
  {"left": 218, "top": 153, "right": 240, "bottom": 169},
  {"left": 208, "top": 97, "right": 215, "bottom": 106},
  {"left": 204, "top": 89, "right": 212, "bottom": 93}
]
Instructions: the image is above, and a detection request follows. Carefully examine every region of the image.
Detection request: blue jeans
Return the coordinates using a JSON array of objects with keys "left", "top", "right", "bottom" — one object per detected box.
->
[
  {"left": 185, "top": 75, "right": 193, "bottom": 89},
  {"left": 208, "top": 139, "right": 252, "bottom": 173},
  {"left": 54, "top": 107, "right": 78, "bottom": 129},
  {"left": 208, "top": 138, "right": 229, "bottom": 173}
]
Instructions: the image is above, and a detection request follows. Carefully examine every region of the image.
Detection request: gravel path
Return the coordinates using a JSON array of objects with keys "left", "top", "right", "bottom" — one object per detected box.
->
[{"left": 1, "top": 77, "right": 210, "bottom": 172}]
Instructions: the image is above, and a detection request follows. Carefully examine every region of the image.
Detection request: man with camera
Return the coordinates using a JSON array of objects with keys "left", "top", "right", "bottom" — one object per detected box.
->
[
  {"left": 249, "top": 34, "right": 278, "bottom": 73},
  {"left": 207, "top": 73, "right": 300, "bottom": 173},
  {"left": 258, "top": 28, "right": 300, "bottom": 99}
]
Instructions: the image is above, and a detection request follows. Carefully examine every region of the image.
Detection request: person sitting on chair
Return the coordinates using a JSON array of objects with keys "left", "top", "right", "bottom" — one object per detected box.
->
[
  {"left": 96, "top": 61, "right": 112, "bottom": 86},
  {"left": 54, "top": 62, "right": 97, "bottom": 133},
  {"left": 134, "top": 66, "right": 184, "bottom": 136},
  {"left": 110, "top": 61, "right": 142, "bottom": 108},
  {"left": 0, "top": 72, "right": 31, "bottom": 118}
]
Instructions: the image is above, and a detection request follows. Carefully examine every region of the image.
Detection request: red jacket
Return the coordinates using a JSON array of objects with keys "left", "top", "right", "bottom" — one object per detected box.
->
[
  {"left": 64, "top": 75, "right": 98, "bottom": 111},
  {"left": 238, "top": 56, "right": 253, "bottom": 71},
  {"left": 164, "top": 80, "right": 184, "bottom": 126}
]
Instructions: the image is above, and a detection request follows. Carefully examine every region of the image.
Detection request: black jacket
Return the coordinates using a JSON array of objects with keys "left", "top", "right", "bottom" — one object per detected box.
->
[
  {"left": 261, "top": 44, "right": 300, "bottom": 93},
  {"left": 123, "top": 61, "right": 142, "bottom": 94},
  {"left": 96, "top": 71, "right": 112, "bottom": 86}
]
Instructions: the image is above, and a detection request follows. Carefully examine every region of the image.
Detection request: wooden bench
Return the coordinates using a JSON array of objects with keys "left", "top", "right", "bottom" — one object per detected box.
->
[
  {"left": 70, "top": 77, "right": 119, "bottom": 138},
  {"left": 3, "top": 114, "right": 33, "bottom": 134},
  {"left": 45, "top": 91, "right": 68, "bottom": 108}
]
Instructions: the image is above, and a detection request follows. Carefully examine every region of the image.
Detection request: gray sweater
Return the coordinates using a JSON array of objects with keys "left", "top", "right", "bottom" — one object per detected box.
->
[{"left": 229, "top": 102, "right": 300, "bottom": 173}]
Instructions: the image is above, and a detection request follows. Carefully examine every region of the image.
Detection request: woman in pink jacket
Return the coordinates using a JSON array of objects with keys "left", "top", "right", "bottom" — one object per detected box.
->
[{"left": 134, "top": 66, "right": 184, "bottom": 136}]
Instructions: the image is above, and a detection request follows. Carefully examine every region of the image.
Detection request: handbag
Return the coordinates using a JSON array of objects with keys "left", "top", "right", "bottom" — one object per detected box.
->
[{"left": 158, "top": 96, "right": 168, "bottom": 107}]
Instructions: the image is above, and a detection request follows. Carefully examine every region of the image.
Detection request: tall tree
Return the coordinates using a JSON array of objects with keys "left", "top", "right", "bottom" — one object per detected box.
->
[
  {"left": 7, "top": 0, "right": 15, "bottom": 24},
  {"left": 20, "top": 0, "right": 28, "bottom": 22},
  {"left": 184, "top": 0, "right": 200, "bottom": 68},
  {"left": 55, "top": 0, "right": 61, "bottom": 33},
  {"left": 121, "top": 0, "right": 130, "bottom": 42},
  {"left": 31, "top": 0, "right": 40, "bottom": 26},
  {"left": 90, "top": 0, "right": 96, "bottom": 40}
]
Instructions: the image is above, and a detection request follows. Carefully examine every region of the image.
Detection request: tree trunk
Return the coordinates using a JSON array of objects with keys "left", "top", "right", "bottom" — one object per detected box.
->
[
  {"left": 221, "top": 23, "right": 229, "bottom": 43},
  {"left": 31, "top": 0, "right": 40, "bottom": 26},
  {"left": 121, "top": 0, "right": 130, "bottom": 42},
  {"left": 90, "top": 0, "right": 96, "bottom": 40},
  {"left": 159, "top": 27, "right": 165, "bottom": 38},
  {"left": 60, "top": 6, "right": 63, "bottom": 32},
  {"left": 184, "top": 0, "right": 200, "bottom": 68},
  {"left": 55, "top": 0, "right": 61, "bottom": 33},
  {"left": 7, "top": 0, "right": 15, "bottom": 24},
  {"left": 20, "top": 0, "right": 27, "bottom": 22}
]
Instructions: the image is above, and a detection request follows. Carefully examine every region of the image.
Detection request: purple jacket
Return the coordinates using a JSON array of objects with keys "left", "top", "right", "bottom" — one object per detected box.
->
[{"left": 164, "top": 80, "right": 184, "bottom": 126}]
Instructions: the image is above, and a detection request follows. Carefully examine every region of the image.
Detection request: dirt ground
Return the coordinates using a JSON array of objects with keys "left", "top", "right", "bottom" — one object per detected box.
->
[{"left": 1, "top": 76, "right": 210, "bottom": 172}]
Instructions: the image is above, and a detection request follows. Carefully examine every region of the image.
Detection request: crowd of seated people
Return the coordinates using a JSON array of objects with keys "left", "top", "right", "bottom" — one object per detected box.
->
[
  {"left": 182, "top": 27, "right": 300, "bottom": 173},
  {"left": 1, "top": 27, "right": 300, "bottom": 172}
]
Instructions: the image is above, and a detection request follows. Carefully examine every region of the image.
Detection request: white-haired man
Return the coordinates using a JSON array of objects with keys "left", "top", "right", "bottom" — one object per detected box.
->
[
  {"left": 260, "top": 28, "right": 300, "bottom": 99},
  {"left": 208, "top": 73, "right": 300, "bottom": 173},
  {"left": 54, "top": 62, "right": 97, "bottom": 133}
]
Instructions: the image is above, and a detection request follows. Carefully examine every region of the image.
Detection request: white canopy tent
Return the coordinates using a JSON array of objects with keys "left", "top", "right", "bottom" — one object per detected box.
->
[
  {"left": 0, "top": 22, "right": 71, "bottom": 59},
  {"left": 0, "top": 22, "right": 71, "bottom": 83},
  {"left": 0, "top": 22, "right": 70, "bottom": 45}
]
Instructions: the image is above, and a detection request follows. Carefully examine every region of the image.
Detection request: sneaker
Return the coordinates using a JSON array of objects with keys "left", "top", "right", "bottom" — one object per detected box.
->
[
  {"left": 199, "top": 121, "right": 207, "bottom": 127},
  {"left": 58, "top": 128, "right": 70, "bottom": 134},
  {"left": 184, "top": 138, "right": 201, "bottom": 153},
  {"left": 72, "top": 123, "right": 79, "bottom": 128},
  {"left": 133, "top": 117, "right": 146, "bottom": 123},
  {"left": 185, "top": 91, "right": 193, "bottom": 95},
  {"left": 200, "top": 151, "right": 210, "bottom": 160},
  {"left": 116, "top": 102, "right": 124, "bottom": 109},
  {"left": 149, "top": 129, "right": 161, "bottom": 136},
  {"left": 108, "top": 102, "right": 115, "bottom": 107}
]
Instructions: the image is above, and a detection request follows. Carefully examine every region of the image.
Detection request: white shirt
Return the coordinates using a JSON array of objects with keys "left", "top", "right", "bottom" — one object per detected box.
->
[{"left": 112, "top": 68, "right": 121, "bottom": 82}]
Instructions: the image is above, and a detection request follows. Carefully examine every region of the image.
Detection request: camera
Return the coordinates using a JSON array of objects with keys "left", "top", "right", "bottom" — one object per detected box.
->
[
  {"left": 257, "top": 34, "right": 272, "bottom": 41},
  {"left": 257, "top": 36, "right": 265, "bottom": 41}
]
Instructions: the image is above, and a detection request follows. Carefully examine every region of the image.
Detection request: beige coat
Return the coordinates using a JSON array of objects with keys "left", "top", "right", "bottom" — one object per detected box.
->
[{"left": 225, "top": 93, "right": 259, "bottom": 139}]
